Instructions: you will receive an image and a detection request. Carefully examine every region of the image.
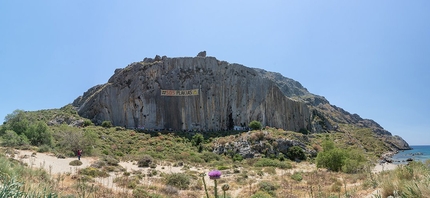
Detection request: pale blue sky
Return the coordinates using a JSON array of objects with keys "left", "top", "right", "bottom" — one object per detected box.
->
[{"left": 1, "top": 1, "right": 429, "bottom": 145}]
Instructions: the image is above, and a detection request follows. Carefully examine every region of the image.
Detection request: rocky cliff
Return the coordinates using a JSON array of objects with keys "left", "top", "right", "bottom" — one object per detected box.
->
[{"left": 72, "top": 53, "right": 410, "bottom": 150}]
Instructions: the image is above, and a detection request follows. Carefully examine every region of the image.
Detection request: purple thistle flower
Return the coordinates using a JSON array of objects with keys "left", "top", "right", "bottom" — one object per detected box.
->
[{"left": 208, "top": 170, "right": 222, "bottom": 180}]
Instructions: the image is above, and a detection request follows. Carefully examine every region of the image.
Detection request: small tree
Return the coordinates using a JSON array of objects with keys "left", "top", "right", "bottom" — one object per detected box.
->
[
  {"left": 25, "top": 121, "right": 52, "bottom": 146},
  {"left": 249, "top": 120, "right": 262, "bottom": 131},
  {"left": 316, "top": 148, "right": 346, "bottom": 172},
  {"left": 57, "top": 129, "right": 98, "bottom": 156},
  {"left": 286, "top": 146, "right": 306, "bottom": 161},
  {"left": 315, "top": 139, "right": 365, "bottom": 173}
]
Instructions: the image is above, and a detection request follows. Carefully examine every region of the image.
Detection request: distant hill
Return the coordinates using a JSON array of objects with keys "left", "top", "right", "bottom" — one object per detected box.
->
[{"left": 72, "top": 52, "right": 410, "bottom": 151}]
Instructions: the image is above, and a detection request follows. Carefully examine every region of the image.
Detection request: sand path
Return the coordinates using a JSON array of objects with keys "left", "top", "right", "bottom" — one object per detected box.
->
[{"left": 12, "top": 149, "right": 95, "bottom": 175}]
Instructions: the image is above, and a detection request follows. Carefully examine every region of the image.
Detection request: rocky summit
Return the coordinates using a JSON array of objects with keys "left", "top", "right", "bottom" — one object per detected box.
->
[{"left": 72, "top": 53, "right": 410, "bottom": 150}]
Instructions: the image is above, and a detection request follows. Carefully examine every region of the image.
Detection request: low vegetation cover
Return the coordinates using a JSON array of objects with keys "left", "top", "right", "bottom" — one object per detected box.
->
[{"left": 0, "top": 107, "right": 425, "bottom": 197}]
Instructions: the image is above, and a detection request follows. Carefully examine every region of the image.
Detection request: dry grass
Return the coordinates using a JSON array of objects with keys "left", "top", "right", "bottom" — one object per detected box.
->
[{"left": 374, "top": 161, "right": 430, "bottom": 198}]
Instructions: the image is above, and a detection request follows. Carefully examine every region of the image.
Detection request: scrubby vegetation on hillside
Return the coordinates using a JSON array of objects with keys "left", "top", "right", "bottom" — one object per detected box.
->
[{"left": 0, "top": 107, "right": 425, "bottom": 197}]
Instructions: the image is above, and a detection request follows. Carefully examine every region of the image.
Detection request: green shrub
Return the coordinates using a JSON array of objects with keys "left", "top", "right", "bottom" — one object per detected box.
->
[
  {"left": 258, "top": 181, "right": 278, "bottom": 196},
  {"left": 164, "top": 173, "right": 190, "bottom": 190},
  {"left": 249, "top": 120, "right": 262, "bottom": 130},
  {"left": 69, "top": 160, "right": 83, "bottom": 166},
  {"left": 291, "top": 172, "right": 303, "bottom": 181},
  {"left": 286, "top": 146, "right": 306, "bottom": 161},
  {"left": 37, "top": 144, "right": 50, "bottom": 153},
  {"left": 101, "top": 121, "right": 112, "bottom": 128},
  {"left": 132, "top": 186, "right": 150, "bottom": 198},
  {"left": 83, "top": 120, "right": 92, "bottom": 127},
  {"left": 254, "top": 158, "right": 279, "bottom": 167},
  {"left": 316, "top": 148, "right": 346, "bottom": 172},
  {"left": 138, "top": 155, "right": 154, "bottom": 167},
  {"left": 79, "top": 167, "right": 109, "bottom": 178},
  {"left": 2, "top": 130, "right": 21, "bottom": 147},
  {"left": 201, "top": 151, "right": 220, "bottom": 162},
  {"left": 191, "top": 133, "right": 204, "bottom": 147},
  {"left": 24, "top": 121, "right": 52, "bottom": 146},
  {"left": 316, "top": 140, "right": 366, "bottom": 173},
  {"left": 233, "top": 153, "right": 244, "bottom": 162},
  {"left": 217, "top": 166, "right": 229, "bottom": 170}
]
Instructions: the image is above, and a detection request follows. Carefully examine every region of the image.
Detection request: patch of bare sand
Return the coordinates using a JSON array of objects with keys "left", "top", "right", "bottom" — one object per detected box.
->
[
  {"left": 13, "top": 149, "right": 95, "bottom": 175},
  {"left": 372, "top": 162, "right": 398, "bottom": 173}
]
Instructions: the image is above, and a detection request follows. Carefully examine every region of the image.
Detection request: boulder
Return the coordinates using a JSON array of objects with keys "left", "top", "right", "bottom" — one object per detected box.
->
[{"left": 197, "top": 51, "right": 206, "bottom": 57}]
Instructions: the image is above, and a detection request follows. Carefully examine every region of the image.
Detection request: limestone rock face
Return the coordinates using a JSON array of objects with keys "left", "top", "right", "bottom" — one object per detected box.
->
[
  {"left": 72, "top": 54, "right": 410, "bottom": 150},
  {"left": 73, "top": 56, "right": 311, "bottom": 132}
]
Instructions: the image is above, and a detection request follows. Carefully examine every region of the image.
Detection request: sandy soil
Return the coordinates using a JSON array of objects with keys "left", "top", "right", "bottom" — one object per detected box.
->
[
  {"left": 372, "top": 162, "right": 398, "bottom": 173},
  {"left": 12, "top": 149, "right": 95, "bottom": 175}
]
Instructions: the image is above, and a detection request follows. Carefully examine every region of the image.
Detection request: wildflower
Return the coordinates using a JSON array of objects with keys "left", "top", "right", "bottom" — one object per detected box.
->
[
  {"left": 208, "top": 170, "right": 222, "bottom": 197},
  {"left": 208, "top": 170, "right": 222, "bottom": 180}
]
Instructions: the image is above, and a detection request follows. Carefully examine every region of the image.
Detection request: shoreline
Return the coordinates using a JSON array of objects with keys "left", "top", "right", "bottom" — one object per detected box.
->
[{"left": 372, "top": 162, "right": 398, "bottom": 173}]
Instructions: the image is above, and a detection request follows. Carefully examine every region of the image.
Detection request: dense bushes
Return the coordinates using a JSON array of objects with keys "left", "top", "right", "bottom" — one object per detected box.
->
[
  {"left": 2, "top": 130, "right": 29, "bottom": 147},
  {"left": 1, "top": 110, "right": 52, "bottom": 147},
  {"left": 316, "top": 140, "right": 366, "bottom": 173}
]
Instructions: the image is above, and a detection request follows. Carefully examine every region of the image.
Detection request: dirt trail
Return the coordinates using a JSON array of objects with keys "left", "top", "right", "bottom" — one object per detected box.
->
[{"left": 12, "top": 149, "right": 95, "bottom": 175}]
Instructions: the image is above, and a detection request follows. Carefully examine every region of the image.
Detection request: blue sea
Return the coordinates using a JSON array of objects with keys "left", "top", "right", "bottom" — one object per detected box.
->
[{"left": 392, "top": 145, "right": 430, "bottom": 164}]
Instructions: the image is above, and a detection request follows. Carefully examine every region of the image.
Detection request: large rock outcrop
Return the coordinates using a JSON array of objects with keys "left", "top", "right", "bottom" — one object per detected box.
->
[
  {"left": 73, "top": 55, "right": 311, "bottom": 132},
  {"left": 72, "top": 53, "right": 410, "bottom": 150}
]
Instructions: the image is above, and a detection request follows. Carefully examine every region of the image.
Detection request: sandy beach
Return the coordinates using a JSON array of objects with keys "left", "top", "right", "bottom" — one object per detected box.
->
[{"left": 372, "top": 162, "right": 398, "bottom": 173}]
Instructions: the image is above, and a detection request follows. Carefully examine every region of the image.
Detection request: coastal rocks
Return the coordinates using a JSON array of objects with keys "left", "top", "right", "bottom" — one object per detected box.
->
[
  {"left": 384, "top": 135, "right": 411, "bottom": 150},
  {"left": 380, "top": 152, "right": 396, "bottom": 163}
]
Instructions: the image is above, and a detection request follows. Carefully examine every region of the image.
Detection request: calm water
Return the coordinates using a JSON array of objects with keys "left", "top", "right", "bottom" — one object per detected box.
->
[{"left": 392, "top": 145, "right": 430, "bottom": 164}]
